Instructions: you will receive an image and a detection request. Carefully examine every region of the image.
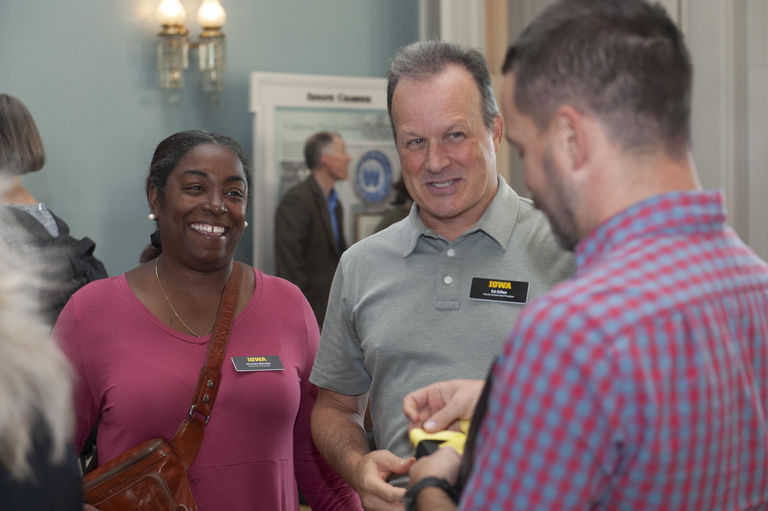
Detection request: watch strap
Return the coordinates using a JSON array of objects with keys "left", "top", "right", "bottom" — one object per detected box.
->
[{"left": 403, "top": 477, "right": 459, "bottom": 511}]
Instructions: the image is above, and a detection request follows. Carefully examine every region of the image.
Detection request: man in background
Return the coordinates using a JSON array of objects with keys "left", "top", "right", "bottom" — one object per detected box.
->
[
  {"left": 404, "top": 1, "right": 768, "bottom": 509},
  {"left": 275, "top": 131, "right": 350, "bottom": 327},
  {"left": 374, "top": 175, "right": 413, "bottom": 233},
  {"left": 309, "top": 41, "right": 574, "bottom": 510}
]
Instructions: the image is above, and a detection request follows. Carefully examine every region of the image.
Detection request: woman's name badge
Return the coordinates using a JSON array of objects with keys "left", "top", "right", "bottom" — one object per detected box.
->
[{"left": 231, "top": 356, "right": 284, "bottom": 372}]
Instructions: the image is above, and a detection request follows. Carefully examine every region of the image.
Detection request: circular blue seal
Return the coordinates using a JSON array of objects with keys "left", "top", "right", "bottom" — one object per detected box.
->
[{"left": 355, "top": 150, "right": 393, "bottom": 204}]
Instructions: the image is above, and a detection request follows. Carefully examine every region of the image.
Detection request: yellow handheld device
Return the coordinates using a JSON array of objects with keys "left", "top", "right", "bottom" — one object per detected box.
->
[{"left": 408, "top": 419, "right": 470, "bottom": 458}]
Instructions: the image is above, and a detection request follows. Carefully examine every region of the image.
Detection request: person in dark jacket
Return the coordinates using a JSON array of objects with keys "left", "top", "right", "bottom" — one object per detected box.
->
[
  {"left": 0, "top": 197, "right": 82, "bottom": 511},
  {"left": 275, "top": 131, "right": 351, "bottom": 327}
]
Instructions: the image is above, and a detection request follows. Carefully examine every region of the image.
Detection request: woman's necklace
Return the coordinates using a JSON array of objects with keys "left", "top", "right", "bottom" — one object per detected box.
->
[{"left": 154, "top": 256, "right": 215, "bottom": 337}]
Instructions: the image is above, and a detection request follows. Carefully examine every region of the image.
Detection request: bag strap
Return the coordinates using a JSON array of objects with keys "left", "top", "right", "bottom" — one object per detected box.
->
[
  {"left": 455, "top": 362, "right": 494, "bottom": 495},
  {"left": 169, "top": 261, "right": 243, "bottom": 468}
]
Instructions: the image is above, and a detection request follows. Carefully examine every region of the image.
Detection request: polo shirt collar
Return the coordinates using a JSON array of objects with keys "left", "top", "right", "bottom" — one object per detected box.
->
[{"left": 401, "top": 175, "right": 519, "bottom": 257}]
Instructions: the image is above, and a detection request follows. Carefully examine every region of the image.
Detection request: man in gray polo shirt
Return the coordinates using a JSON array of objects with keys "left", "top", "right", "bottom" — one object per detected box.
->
[{"left": 309, "top": 40, "right": 574, "bottom": 511}]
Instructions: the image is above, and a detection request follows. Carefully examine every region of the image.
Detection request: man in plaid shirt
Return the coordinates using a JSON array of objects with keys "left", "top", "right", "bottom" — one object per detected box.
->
[{"left": 403, "top": 0, "right": 768, "bottom": 509}]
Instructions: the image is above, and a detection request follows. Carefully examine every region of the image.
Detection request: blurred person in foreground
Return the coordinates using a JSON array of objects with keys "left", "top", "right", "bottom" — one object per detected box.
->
[
  {"left": 0, "top": 203, "right": 81, "bottom": 509},
  {"left": 55, "top": 130, "right": 361, "bottom": 510},
  {"left": 403, "top": 1, "right": 768, "bottom": 509},
  {"left": 309, "top": 40, "right": 574, "bottom": 510},
  {"left": 0, "top": 93, "right": 107, "bottom": 329}
]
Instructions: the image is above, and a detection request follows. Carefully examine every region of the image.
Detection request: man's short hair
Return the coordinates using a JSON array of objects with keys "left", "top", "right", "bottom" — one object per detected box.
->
[
  {"left": 304, "top": 131, "right": 340, "bottom": 171},
  {"left": 386, "top": 40, "right": 499, "bottom": 140},
  {"left": 507, "top": 0, "right": 692, "bottom": 158}
]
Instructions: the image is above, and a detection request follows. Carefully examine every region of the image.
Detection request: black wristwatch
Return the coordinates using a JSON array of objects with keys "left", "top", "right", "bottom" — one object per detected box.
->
[{"left": 403, "top": 477, "right": 459, "bottom": 511}]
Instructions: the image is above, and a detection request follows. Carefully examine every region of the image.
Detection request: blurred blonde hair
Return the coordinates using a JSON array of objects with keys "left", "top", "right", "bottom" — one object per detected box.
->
[{"left": 0, "top": 189, "right": 74, "bottom": 480}]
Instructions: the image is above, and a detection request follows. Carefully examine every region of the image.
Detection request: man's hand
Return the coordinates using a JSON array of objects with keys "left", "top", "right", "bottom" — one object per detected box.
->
[
  {"left": 351, "top": 450, "right": 415, "bottom": 510},
  {"left": 403, "top": 379, "right": 485, "bottom": 433},
  {"left": 312, "top": 388, "right": 415, "bottom": 510}
]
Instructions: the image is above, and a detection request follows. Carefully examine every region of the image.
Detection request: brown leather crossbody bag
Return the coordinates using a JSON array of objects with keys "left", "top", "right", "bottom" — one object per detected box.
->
[{"left": 82, "top": 263, "right": 242, "bottom": 511}]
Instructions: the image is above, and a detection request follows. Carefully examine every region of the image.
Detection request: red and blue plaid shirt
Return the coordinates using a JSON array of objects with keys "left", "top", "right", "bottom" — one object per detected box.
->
[{"left": 462, "top": 190, "right": 768, "bottom": 510}]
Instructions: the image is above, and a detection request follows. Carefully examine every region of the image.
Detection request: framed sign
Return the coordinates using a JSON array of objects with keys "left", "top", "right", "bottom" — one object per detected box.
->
[{"left": 250, "top": 72, "right": 397, "bottom": 274}]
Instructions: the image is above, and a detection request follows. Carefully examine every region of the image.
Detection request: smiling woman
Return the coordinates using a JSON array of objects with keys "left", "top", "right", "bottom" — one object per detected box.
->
[{"left": 53, "top": 130, "right": 362, "bottom": 511}]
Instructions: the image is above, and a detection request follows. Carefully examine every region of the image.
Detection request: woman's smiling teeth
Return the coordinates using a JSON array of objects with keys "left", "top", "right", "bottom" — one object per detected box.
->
[{"left": 192, "top": 223, "right": 225, "bottom": 235}]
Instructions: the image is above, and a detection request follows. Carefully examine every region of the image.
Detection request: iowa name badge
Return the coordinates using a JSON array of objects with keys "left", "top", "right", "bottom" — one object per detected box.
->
[
  {"left": 231, "top": 356, "right": 284, "bottom": 372},
  {"left": 469, "top": 278, "right": 529, "bottom": 304}
]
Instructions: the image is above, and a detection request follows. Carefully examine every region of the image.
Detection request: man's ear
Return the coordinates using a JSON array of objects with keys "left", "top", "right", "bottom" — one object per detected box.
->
[
  {"left": 319, "top": 151, "right": 332, "bottom": 170},
  {"left": 554, "top": 106, "right": 588, "bottom": 171},
  {"left": 491, "top": 113, "right": 504, "bottom": 153}
]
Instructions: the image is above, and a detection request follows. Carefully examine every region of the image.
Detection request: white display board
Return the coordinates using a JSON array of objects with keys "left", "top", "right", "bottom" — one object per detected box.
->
[{"left": 249, "top": 72, "right": 398, "bottom": 274}]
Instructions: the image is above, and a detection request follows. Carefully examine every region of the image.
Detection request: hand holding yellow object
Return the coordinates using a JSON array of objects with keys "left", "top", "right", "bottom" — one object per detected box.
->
[{"left": 409, "top": 419, "right": 471, "bottom": 457}]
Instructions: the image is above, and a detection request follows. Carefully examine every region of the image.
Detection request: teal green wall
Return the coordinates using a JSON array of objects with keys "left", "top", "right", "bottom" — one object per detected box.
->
[{"left": 0, "top": 0, "right": 419, "bottom": 275}]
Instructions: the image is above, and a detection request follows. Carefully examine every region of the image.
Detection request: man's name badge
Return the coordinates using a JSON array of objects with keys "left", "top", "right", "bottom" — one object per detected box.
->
[
  {"left": 231, "top": 356, "right": 284, "bottom": 372},
  {"left": 469, "top": 278, "right": 529, "bottom": 304}
]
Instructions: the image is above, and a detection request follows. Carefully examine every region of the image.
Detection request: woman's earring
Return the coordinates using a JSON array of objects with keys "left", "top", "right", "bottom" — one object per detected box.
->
[
  {"left": 244, "top": 221, "right": 249, "bottom": 228},
  {"left": 148, "top": 213, "right": 157, "bottom": 221}
]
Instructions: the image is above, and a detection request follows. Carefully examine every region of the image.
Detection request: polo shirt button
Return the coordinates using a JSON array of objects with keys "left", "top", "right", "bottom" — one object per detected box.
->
[
  {"left": 447, "top": 249, "right": 455, "bottom": 257},
  {"left": 444, "top": 276, "right": 453, "bottom": 285}
]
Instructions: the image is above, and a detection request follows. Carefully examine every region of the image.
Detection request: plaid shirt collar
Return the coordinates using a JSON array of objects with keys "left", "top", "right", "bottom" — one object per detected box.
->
[{"left": 575, "top": 189, "right": 726, "bottom": 274}]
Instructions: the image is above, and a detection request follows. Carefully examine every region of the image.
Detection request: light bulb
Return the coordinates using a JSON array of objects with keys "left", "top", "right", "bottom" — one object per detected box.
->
[
  {"left": 157, "top": 0, "right": 186, "bottom": 26},
  {"left": 197, "top": 0, "right": 226, "bottom": 29}
]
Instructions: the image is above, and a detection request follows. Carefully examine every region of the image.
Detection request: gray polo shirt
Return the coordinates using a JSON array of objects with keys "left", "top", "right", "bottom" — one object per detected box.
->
[{"left": 310, "top": 176, "right": 575, "bottom": 472}]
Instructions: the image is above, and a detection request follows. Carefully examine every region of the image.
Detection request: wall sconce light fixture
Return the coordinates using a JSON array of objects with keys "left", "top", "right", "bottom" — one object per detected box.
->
[{"left": 157, "top": 0, "right": 227, "bottom": 100}]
